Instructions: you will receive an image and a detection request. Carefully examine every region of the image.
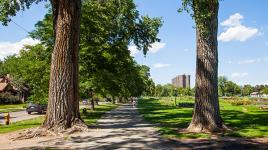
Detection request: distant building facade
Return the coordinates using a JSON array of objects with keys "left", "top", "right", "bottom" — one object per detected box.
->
[{"left": 172, "top": 74, "right": 190, "bottom": 88}]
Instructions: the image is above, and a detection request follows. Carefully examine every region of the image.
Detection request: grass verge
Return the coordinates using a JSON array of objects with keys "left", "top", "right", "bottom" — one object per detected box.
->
[
  {"left": 138, "top": 97, "right": 268, "bottom": 139},
  {"left": 0, "top": 103, "right": 118, "bottom": 134},
  {"left": 0, "top": 104, "right": 26, "bottom": 113}
]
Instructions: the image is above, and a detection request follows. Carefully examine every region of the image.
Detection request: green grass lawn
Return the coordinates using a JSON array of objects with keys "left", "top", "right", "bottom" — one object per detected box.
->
[
  {"left": 0, "top": 103, "right": 118, "bottom": 134},
  {"left": 0, "top": 104, "right": 27, "bottom": 113},
  {"left": 138, "top": 97, "right": 268, "bottom": 139},
  {"left": 81, "top": 103, "right": 118, "bottom": 125}
]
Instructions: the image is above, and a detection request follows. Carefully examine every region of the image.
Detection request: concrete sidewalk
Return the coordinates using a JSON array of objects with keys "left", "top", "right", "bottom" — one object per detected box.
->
[{"left": 0, "top": 104, "right": 177, "bottom": 150}]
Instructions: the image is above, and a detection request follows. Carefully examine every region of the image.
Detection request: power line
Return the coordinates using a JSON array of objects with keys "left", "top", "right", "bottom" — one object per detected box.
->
[{"left": 11, "top": 20, "right": 29, "bottom": 33}]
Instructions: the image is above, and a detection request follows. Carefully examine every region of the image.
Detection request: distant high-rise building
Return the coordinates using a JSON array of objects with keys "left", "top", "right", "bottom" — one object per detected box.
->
[{"left": 172, "top": 74, "right": 190, "bottom": 88}]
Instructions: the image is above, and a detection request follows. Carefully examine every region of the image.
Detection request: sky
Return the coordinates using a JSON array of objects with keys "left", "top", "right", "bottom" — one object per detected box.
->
[{"left": 0, "top": 0, "right": 268, "bottom": 87}]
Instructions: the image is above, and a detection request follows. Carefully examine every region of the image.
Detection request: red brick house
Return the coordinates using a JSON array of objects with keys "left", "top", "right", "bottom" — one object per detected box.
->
[{"left": 0, "top": 74, "right": 28, "bottom": 103}]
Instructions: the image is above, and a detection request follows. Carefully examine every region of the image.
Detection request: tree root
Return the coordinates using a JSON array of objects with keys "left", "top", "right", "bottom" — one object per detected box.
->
[
  {"left": 12, "top": 121, "right": 89, "bottom": 141},
  {"left": 186, "top": 123, "right": 230, "bottom": 133}
]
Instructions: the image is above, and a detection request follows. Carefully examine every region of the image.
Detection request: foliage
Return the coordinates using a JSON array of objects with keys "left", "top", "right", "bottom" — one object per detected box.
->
[
  {"left": 0, "top": 0, "right": 42, "bottom": 25},
  {"left": 242, "top": 84, "right": 254, "bottom": 96},
  {"left": 153, "top": 84, "right": 194, "bottom": 97},
  {"left": 1, "top": 45, "right": 50, "bottom": 104},
  {"left": 0, "top": 0, "right": 162, "bottom": 103},
  {"left": 0, "top": 92, "right": 20, "bottom": 104},
  {"left": 262, "top": 87, "right": 268, "bottom": 94},
  {"left": 29, "top": 0, "right": 162, "bottom": 100},
  {"left": 179, "top": 0, "right": 219, "bottom": 35},
  {"left": 218, "top": 76, "right": 242, "bottom": 97},
  {"left": 218, "top": 76, "right": 227, "bottom": 96},
  {"left": 225, "top": 81, "right": 241, "bottom": 96},
  {"left": 229, "top": 99, "right": 252, "bottom": 106}
]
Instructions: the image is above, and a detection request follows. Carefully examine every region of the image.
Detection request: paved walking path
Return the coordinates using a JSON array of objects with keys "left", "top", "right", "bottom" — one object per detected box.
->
[
  {"left": 0, "top": 104, "right": 177, "bottom": 150},
  {"left": 1, "top": 104, "right": 268, "bottom": 149}
]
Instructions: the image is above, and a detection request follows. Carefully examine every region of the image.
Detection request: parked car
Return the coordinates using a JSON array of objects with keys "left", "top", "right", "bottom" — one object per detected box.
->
[
  {"left": 26, "top": 104, "right": 47, "bottom": 114},
  {"left": 82, "top": 99, "right": 88, "bottom": 105}
]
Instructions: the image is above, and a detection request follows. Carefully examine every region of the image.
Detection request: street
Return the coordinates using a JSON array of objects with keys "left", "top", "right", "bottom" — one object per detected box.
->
[{"left": 0, "top": 111, "right": 44, "bottom": 125}]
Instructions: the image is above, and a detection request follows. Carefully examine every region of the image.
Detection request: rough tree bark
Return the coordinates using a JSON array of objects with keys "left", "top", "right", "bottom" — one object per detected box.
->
[
  {"left": 187, "top": 0, "right": 224, "bottom": 132},
  {"left": 43, "top": 0, "right": 85, "bottom": 131}
]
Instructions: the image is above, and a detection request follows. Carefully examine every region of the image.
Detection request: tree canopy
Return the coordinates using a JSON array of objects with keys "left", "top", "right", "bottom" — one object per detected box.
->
[{"left": 1, "top": 0, "right": 162, "bottom": 103}]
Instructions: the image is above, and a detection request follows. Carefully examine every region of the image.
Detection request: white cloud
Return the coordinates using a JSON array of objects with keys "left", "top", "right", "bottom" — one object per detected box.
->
[
  {"left": 129, "top": 45, "right": 139, "bottom": 56},
  {"left": 153, "top": 63, "right": 171, "bottom": 69},
  {"left": 238, "top": 57, "right": 268, "bottom": 65},
  {"left": 218, "top": 13, "right": 258, "bottom": 42},
  {"left": 0, "top": 38, "right": 40, "bottom": 60},
  {"left": 218, "top": 25, "right": 258, "bottom": 42},
  {"left": 238, "top": 59, "right": 257, "bottom": 64},
  {"left": 220, "top": 13, "right": 243, "bottom": 27},
  {"left": 148, "top": 42, "right": 166, "bottom": 53},
  {"left": 128, "top": 42, "right": 166, "bottom": 56},
  {"left": 231, "top": 72, "right": 248, "bottom": 78}
]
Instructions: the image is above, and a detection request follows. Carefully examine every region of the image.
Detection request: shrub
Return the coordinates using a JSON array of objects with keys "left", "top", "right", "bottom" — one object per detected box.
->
[
  {"left": 0, "top": 92, "right": 21, "bottom": 104},
  {"left": 229, "top": 99, "right": 252, "bottom": 106}
]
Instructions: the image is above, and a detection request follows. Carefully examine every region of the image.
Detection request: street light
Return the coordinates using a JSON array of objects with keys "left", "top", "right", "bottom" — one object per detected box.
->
[{"left": 173, "top": 88, "right": 178, "bottom": 106}]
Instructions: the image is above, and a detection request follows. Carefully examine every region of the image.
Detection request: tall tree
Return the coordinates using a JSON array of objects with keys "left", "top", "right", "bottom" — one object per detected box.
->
[
  {"left": 218, "top": 76, "right": 228, "bottom": 96},
  {"left": 0, "top": 0, "right": 85, "bottom": 132},
  {"left": 180, "top": 0, "right": 224, "bottom": 132},
  {"left": 43, "top": 0, "right": 84, "bottom": 131}
]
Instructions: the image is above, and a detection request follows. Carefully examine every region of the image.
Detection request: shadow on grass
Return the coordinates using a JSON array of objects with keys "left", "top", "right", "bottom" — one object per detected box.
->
[
  {"left": 138, "top": 98, "right": 268, "bottom": 139},
  {"left": 11, "top": 102, "right": 268, "bottom": 150},
  {"left": 81, "top": 104, "right": 118, "bottom": 126}
]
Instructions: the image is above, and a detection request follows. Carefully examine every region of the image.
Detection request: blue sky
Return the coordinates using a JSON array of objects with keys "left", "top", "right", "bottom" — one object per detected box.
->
[{"left": 0, "top": 0, "right": 267, "bottom": 87}]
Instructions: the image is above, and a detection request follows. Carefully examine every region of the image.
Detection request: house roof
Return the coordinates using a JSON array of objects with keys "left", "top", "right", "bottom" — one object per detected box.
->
[
  {"left": 0, "top": 83, "right": 8, "bottom": 92},
  {"left": 251, "top": 92, "right": 259, "bottom": 95}
]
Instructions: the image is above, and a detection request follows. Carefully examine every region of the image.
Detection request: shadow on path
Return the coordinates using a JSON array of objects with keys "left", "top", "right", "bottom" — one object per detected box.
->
[{"left": 4, "top": 103, "right": 268, "bottom": 150}]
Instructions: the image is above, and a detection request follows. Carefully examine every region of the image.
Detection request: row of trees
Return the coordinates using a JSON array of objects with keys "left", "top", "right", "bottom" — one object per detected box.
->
[
  {"left": 1, "top": 0, "right": 247, "bottom": 133},
  {"left": 0, "top": 0, "right": 162, "bottom": 103},
  {"left": 144, "top": 76, "right": 268, "bottom": 98},
  {"left": 218, "top": 76, "right": 268, "bottom": 96},
  {"left": 0, "top": 0, "right": 161, "bottom": 131},
  {"left": 145, "top": 84, "right": 194, "bottom": 97}
]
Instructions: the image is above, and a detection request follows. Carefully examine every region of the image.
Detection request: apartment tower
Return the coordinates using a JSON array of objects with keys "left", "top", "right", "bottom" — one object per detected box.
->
[{"left": 172, "top": 74, "right": 190, "bottom": 88}]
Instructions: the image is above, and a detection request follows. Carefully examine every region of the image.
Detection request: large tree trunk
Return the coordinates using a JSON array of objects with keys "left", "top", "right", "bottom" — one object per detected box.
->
[
  {"left": 43, "top": 0, "right": 85, "bottom": 131},
  {"left": 187, "top": 0, "right": 224, "bottom": 132}
]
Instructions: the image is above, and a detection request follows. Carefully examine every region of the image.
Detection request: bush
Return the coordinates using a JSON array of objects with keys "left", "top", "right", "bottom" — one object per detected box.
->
[
  {"left": 229, "top": 99, "right": 252, "bottom": 106},
  {"left": 0, "top": 92, "right": 21, "bottom": 104}
]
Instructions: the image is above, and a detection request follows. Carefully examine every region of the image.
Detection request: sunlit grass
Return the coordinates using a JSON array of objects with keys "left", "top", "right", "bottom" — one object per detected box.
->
[
  {"left": 138, "top": 97, "right": 268, "bottom": 139},
  {"left": 0, "top": 103, "right": 118, "bottom": 134},
  {"left": 0, "top": 104, "right": 26, "bottom": 113},
  {"left": 0, "top": 117, "right": 43, "bottom": 134}
]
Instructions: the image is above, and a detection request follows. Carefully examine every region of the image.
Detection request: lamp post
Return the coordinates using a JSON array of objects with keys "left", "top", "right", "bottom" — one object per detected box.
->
[{"left": 173, "top": 88, "right": 178, "bottom": 106}]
